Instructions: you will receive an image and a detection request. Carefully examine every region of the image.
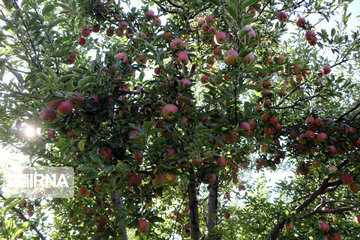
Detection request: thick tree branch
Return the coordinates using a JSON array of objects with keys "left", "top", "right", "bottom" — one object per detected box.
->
[
  {"left": 188, "top": 168, "right": 202, "bottom": 240},
  {"left": 113, "top": 191, "right": 128, "bottom": 240},
  {"left": 207, "top": 182, "right": 220, "bottom": 240}
]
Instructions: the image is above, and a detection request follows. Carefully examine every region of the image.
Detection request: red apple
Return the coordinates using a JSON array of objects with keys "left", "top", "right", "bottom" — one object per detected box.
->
[
  {"left": 216, "top": 157, "right": 227, "bottom": 167},
  {"left": 278, "top": 11, "right": 288, "bottom": 22},
  {"left": 177, "top": 51, "right": 189, "bottom": 65},
  {"left": 243, "top": 53, "right": 255, "bottom": 64},
  {"left": 69, "top": 93, "right": 84, "bottom": 108},
  {"left": 305, "top": 30, "right": 316, "bottom": 41},
  {"left": 106, "top": 27, "right": 113, "bottom": 36},
  {"left": 316, "top": 132, "right": 328, "bottom": 142},
  {"left": 355, "top": 215, "right": 360, "bottom": 224},
  {"left": 349, "top": 183, "right": 359, "bottom": 193},
  {"left": 200, "top": 75, "right": 209, "bottom": 84},
  {"left": 205, "top": 15, "right": 215, "bottom": 25},
  {"left": 214, "top": 32, "right": 226, "bottom": 44},
  {"left": 128, "top": 130, "right": 140, "bottom": 141},
  {"left": 224, "top": 50, "right": 238, "bottom": 65},
  {"left": 342, "top": 174, "right": 353, "bottom": 185},
  {"left": 45, "top": 99, "right": 62, "bottom": 109},
  {"left": 170, "top": 38, "right": 185, "bottom": 50},
  {"left": 78, "top": 37, "right": 86, "bottom": 46},
  {"left": 278, "top": 55, "right": 285, "bottom": 63},
  {"left": 161, "top": 104, "right": 178, "bottom": 121},
  {"left": 40, "top": 108, "right": 56, "bottom": 123},
  {"left": 269, "top": 117, "right": 278, "bottom": 125},
  {"left": 78, "top": 187, "right": 87, "bottom": 196},
  {"left": 92, "top": 24, "right": 100, "bottom": 32},
  {"left": 127, "top": 173, "right": 142, "bottom": 186},
  {"left": 152, "top": 174, "right": 166, "bottom": 187},
  {"left": 332, "top": 234, "right": 341, "bottom": 240},
  {"left": 120, "top": 21, "right": 128, "bottom": 29},
  {"left": 98, "top": 148, "right": 112, "bottom": 161},
  {"left": 314, "top": 118, "right": 323, "bottom": 127},
  {"left": 97, "top": 217, "right": 106, "bottom": 226},
  {"left": 224, "top": 212, "right": 230, "bottom": 219},
  {"left": 305, "top": 117, "right": 314, "bottom": 126},
  {"left": 47, "top": 129, "right": 55, "bottom": 137},
  {"left": 242, "top": 26, "right": 256, "bottom": 39},
  {"left": 133, "top": 151, "right": 143, "bottom": 161},
  {"left": 296, "top": 18, "right": 306, "bottom": 27},
  {"left": 81, "top": 27, "right": 90, "bottom": 37},
  {"left": 138, "top": 219, "right": 148, "bottom": 232},
  {"left": 136, "top": 55, "right": 147, "bottom": 64},
  {"left": 206, "top": 174, "right": 216, "bottom": 183},
  {"left": 57, "top": 100, "right": 73, "bottom": 116},
  {"left": 329, "top": 145, "right": 337, "bottom": 155},
  {"left": 323, "top": 65, "right": 331, "bottom": 74},
  {"left": 145, "top": 10, "right": 155, "bottom": 20},
  {"left": 240, "top": 122, "right": 250, "bottom": 133},
  {"left": 115, "top": 52, "right": 128, "bottom": 63},
  {"left": 319, "top": 222, "right": 330, "bottom": 232}
]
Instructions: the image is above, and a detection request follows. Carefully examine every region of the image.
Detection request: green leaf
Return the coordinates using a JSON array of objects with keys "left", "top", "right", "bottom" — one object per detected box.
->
[
  {"left": 0, "top": 59, "right": 6, "bottom": 69},
  {"left": 77, "top": 76, "right": 95, "bottom": 90},
  {"left": 42, "top": 4, "right": 55, "bottom": 16},
  {"left": 78, "top": 139, "right": 86, "bottom": 152},
  {"left": 149, "top": 216, "right": 165, "bottom": 223},
  {"left": 43, "top": 66, "right": 57, "bottom": 83},
  {"left": 241, "top": 0, "right": 258, "bottom": 9},
  {"left": 225, "top": 0, "right": 238, "bottom": 21},
  {"left": 11, "top": 222, "right": 30, "bottom": 240},
  {"left": 4, "top": 199, "right": 22, "bottom": 214}
]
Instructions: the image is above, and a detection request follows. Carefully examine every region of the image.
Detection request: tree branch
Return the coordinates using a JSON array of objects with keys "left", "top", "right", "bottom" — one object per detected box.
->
[
  {"left": 167, "top": 0, "right": 183, "bottom": 8},
  {"left": 267, "top": 160, "right": 349, "bottom": 239},
  {"left": 113, "top": 191, "right": 128, "bottom": 240},
  {"left": 335, "top": 100, "right": 360, "bottom": 122},
  {"left": 0, "top": 194, "right": 46, "bottom": 240},
  {"left": 154, "top": 0, "right": 178, "bottom": 14},
  {"left": 188, "top": 168, "right": 202, "bottom": 239}
]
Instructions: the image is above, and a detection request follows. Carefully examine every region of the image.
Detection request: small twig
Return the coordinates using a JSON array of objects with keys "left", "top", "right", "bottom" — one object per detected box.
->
[
  {"left": 271, "top": 95, "right": 323, "bottom": 110},
  {"left": 6, "top": 65, "right": 31, "bottom": 74},
  {"left": 276, "top": 82, "right": 305, "bottom": 107},
  {"left": 13, "top": 0, "right": 42, "bottom": 69},
  {"left": 0, "top": 83, "right": 42, "bottom": 100},
  {"left": 331, "top": 39, "right": 358, "bottom": 68},
  {"left": 351, "top": 110, "right": 360, "bottom": 121},
  {"left": 118, "top": 87, "right": 151, "bottom": 95},
  {"left": 256, "top": 0, "right": 271, "bottom": 21},
  {"left": 31, "top": 5, "right": 60, "bottom": 74},
  {"left": 154, "top": 0, "right": 178, "bottom": 14}
]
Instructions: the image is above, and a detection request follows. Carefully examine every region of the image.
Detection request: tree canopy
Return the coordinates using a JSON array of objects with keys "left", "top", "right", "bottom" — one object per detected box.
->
[{"left": 0, "top": 0, "right": 360, "bottom": 239}]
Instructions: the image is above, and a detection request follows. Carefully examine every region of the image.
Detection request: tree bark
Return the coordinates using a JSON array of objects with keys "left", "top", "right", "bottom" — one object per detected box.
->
[
  {"left": 207, "top": 181, "right": 220, "bottom": 239},
  {"left": 113, "top": 191, "right": 128, "bottom": 240},
  {"left": 188, "top": 168, "right": 202, "bottom": 240}
]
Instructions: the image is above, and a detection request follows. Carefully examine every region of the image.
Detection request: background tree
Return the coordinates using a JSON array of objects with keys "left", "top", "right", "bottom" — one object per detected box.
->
[{"left": 0, "top": 0, "right": 360, "bottom": 239}]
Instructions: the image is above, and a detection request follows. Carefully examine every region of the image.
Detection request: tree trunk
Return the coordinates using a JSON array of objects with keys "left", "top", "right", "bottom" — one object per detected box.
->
[
  {"left": 207, "top": 181, "right": 220, "bottom": 239},
  {"left": 113, "top": 191, "right": 128, "bottom": 240},
  {"left": 188, "top": 168, "right": 202, "bottom": 240}
]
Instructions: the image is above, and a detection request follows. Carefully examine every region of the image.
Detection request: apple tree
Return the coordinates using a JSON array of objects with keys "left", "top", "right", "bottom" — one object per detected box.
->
[{"left": 0, "top": 0, "right": 360, "bottom": 239}]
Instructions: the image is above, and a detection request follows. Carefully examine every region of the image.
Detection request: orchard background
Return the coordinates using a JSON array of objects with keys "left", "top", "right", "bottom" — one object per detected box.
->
[{"left": 0, "top": 0, "right": 360, "bottom": 239}]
